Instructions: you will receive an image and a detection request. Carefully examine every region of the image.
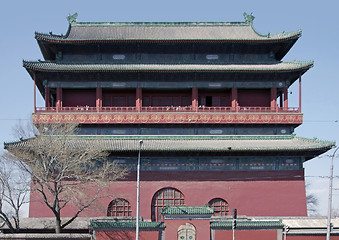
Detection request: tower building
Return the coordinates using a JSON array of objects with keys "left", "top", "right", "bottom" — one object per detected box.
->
[{"left": 12, "top": 13, "right": 335, "bottom": 239}]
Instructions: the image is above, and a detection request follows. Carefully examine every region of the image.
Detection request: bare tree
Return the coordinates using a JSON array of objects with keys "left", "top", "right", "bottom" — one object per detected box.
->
[
  {"left": 11, "top": 119, "right": 39, "bottom": 140},
  {"left": 0, "top": 155, "right": 30, "bottom": 233},
  {"left": 333, "top": 208, "right": 339, "bottom": 217},
  {"left": 305, "top": 183, "right": 319, "bottom": 216},
  {"left": 5, "top": 123, "right": 126, "bottom": 233}
]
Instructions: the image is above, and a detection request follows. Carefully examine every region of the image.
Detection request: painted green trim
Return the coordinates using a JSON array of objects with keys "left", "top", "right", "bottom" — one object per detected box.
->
[
  {"left": 211, "top": 220, "right": 284, "bottom": 230},
  {"left": 90, "top": 221, "right": 165, "bottom": 230},
  {"left": 161, "top": 206, "right": 214, "bottom": 215}
]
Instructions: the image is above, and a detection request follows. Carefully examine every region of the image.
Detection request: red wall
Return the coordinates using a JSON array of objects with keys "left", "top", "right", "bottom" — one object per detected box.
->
[
  {"left": 198, "top": 90, "right": 231, "bottom": 107},
  {"left": 143, "top": 90, "right": 191, "bottom": 107},
  {"left": 63, "top": 89, "right": 96, "bottom": 107},
  {"left": 238, "top": 89, "right": 270, "bottom": 107},
  {"left": 214, "top": 229, "right": 278, "bottom": 240},
  {"left": 29, "top": 175, "right": 307, "bottom": 218},
  {"left": 103, "top": 90, "right": 135, "bottom": 107},
  {"left": 96, "top": 230, "right": 159, "bottom": 240}
]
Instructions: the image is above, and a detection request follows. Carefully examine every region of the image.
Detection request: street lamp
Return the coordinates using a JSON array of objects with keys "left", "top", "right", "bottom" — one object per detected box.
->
[
  {"left": 326, "top": 146, "right": 338, "bottom": 240},
  {"left": 136, "top": 140, "right": 143, "bottom": 240}
]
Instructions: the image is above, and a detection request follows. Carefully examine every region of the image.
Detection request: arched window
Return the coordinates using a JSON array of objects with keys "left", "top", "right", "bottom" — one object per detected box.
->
[
  {"left": 208, "top": 198, "right": 229, "bottom": 216},
  {"left": 151, "top": 188, "right": 185, "bottom": 221},
  {"left": 107, "top": 198, "right": 131, "bottom": 217}
]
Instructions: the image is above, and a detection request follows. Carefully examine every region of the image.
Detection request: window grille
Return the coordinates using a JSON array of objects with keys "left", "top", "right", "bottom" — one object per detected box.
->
[
  {"left": 151, "top": 188, "right": 185, "bottom": 221},
  {"left": 208, "top": 198, "right": 229, "bottom": 216},
  {"left": 107, "top": 198, "right": 131, "bottom": 217}
]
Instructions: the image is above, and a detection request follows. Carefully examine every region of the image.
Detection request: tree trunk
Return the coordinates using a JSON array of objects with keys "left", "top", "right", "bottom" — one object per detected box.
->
[{"left": 55, "top": 217, "right": 62, "bottom": 234}]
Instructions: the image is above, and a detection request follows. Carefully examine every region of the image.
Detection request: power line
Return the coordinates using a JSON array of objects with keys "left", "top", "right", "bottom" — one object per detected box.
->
[
  {"left": 306, "top": 176, "right": 339, "bottom": 179},
  {"left": 0, "top": 119, "right": 31, "bottom": 121},
  {"left": 303, "top": 120, "right": 339, "bottom": 123}
]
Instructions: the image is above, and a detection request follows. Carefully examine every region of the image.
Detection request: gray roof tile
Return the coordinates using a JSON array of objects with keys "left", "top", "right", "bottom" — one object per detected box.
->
[
  {"left": 35, "top": 21, "right": 301, "bottom": 42},
  {"left": 23, "top": 61, "right": 313, "bottom": 73},
  {"left": 5, "top": 135, "right": 335, "bottom": 153}
]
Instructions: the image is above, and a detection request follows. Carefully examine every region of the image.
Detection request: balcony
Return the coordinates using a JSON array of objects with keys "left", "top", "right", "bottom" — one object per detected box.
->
[
  {"left": 33, "top": 106, "right": 302, "bottom": 125},
  {"left": 35, "top": 106, "right": 299, "bottom": 114}
]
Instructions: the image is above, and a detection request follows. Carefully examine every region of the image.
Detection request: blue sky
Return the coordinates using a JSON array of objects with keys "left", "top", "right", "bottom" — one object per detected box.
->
[{"left": 0, "top": 0, "right": 338, "bottom": 216}]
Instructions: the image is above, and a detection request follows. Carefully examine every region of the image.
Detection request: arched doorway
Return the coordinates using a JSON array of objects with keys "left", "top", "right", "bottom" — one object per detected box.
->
[{"left": 178, "top": 223, "right": 196, "bottom": 240}]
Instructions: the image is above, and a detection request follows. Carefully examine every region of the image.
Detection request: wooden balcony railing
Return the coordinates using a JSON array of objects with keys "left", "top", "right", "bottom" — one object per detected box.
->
[{"left": 35, "top": 106, "right": 299, "bottom": 114}]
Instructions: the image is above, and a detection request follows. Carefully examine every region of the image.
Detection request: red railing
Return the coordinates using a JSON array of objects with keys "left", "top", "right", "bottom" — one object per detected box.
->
[
  {"left": 141, "top": 106, "right": 195, "bottom": 112},
  {"left": 35, "top": 106, "right": 299, "bottom": 113}
]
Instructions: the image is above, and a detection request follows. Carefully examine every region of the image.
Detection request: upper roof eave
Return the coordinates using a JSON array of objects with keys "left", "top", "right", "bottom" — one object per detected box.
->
[
  {"left": 34, "top": 14, "right": 302, "bottom": 44},
  {"left": 34, "top": 30, "right": 301, "bottom": 44},
  {"left": 22, "top": 61, "right": 314, "bottom": 73}
]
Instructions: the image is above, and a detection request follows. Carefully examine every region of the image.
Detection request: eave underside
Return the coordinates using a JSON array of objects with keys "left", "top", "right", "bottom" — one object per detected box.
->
[
  {"left": 37, "top": 38, "right": 299, "bottom": 61},
  {"left": 24, "top": 61, "right": 313, "bottom": 96}
]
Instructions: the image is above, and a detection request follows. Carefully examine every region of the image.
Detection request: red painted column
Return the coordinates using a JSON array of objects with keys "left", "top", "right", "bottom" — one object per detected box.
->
[
  {"left": 283, "top": 87, "right": 288, "bottom": 110},
  {"left": 270, "top": 88, "right": 277, "bottom": 111},
  {"left": 192, "top": 87, "right": 198, "bottom": 112},
  {"left": 96, "top": 87, "right": 102, "bottom": 112},
  {"left": 299, "top": 73, "right": 302, "bottom": 113},
  {"left": 33, "top": 72, "right": 36, "bottom": 113},
  {"left": 45, "top": 87, "right": 50, "bottom": 108},
  {"left": 231, "top": 88, "right": 238, "bottom": 112},
  {"left": 56, "top": 87, "right": 62, "bottom": 112},
  {"left": 136, "top": 88, "right": 142, "bottom": 112}
]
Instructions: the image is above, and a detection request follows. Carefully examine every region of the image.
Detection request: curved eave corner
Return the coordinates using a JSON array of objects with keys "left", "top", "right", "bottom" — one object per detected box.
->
[{"left": 250, "top": 24, "right": 302, "bottom": 42}]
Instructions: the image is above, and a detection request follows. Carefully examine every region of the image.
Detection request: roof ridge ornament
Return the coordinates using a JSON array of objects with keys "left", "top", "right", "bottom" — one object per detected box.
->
[
  {"left": 67, "top": 13, "right": 78, "bottom": 25},
  {"left": 243, "top": 12, "right": 255, "bottom": 24}
]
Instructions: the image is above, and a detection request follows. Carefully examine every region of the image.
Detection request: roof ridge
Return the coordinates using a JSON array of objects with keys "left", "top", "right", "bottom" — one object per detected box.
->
[
  {"left": 73, "top": 21, "right": 250, "bottom": 27},
  {"left": 58, "top": 134, "right": 296, "bottom": 140}
]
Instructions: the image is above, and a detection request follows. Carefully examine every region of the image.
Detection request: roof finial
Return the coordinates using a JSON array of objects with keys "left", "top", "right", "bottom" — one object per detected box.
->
[
  {"left": 67, "top": 13, "right": 78, "bottom": 25},
  {"left": 243, "top": 12, "right": 255, "bottom": 24}
]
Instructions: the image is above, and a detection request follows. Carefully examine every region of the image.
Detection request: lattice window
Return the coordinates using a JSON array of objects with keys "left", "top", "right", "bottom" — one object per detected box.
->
[
  {"left": 107, "top": 198, "right": 131, "bottom": 217},
  {"left": 208, "top": 198, "right": 229, "bottom": 216},
  {"left": 151, "top": 188, "right": 185, "bottom": 221}
]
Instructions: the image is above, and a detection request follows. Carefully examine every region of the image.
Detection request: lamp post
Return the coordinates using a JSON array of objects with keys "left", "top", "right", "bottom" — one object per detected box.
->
[
  {"left": 136, "top": 140, "right": 143, "bottom": 240},
  {"left": 326, "top": 146, "right": 338, "bottom": 240}
]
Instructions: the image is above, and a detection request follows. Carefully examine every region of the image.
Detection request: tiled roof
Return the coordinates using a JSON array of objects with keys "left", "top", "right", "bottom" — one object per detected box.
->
[
  {"left": 35, "top": 21, "right": 301, "bottom": 43},
  {"left": 282, "top": 217, "right": 339, "bottom": 228},
  {"left": 161, "top": 206, "right": 214, "bottom": 215},
  {"left": 90, "top": 221, "right": 165, "bottom": 230},
  {"left": 4, "top": 135, "right": 335, "bottom": 153},
  {"left": 23, "top": 61, "right": 313, "bottom": 73},
  {"left": 211, "top": 220, "right": 284, "bottom": 230}
]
